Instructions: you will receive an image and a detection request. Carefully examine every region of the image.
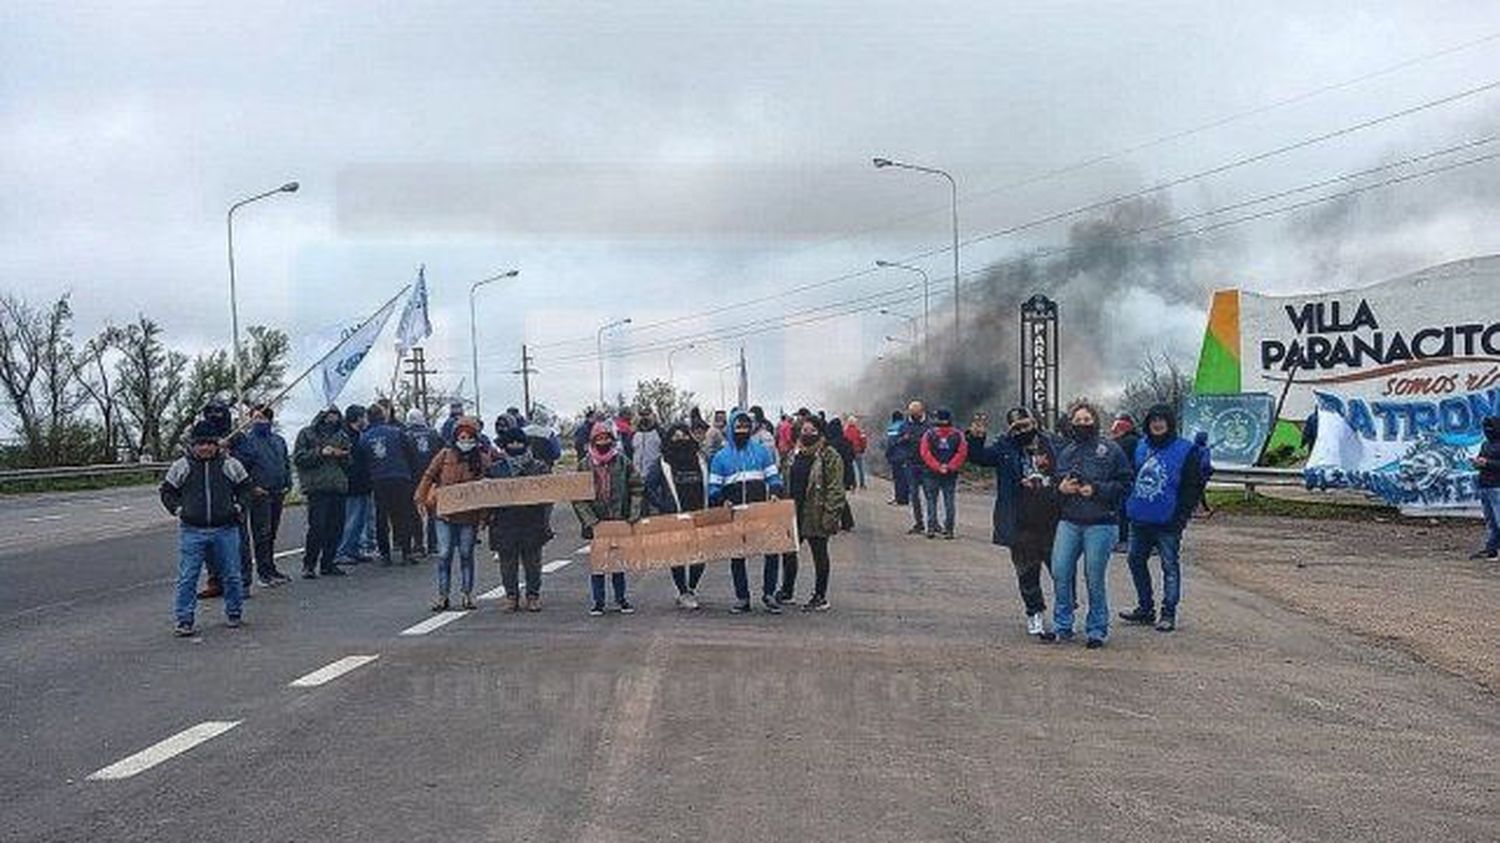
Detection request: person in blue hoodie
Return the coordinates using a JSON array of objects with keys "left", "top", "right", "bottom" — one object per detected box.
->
[
  {"left": 336, "top": 403, "right": 373, "bottom": 565},
  {"left": 231, "top": 403, "right": 293, "bottom": 587},
  {"left": 360, "top": 404, "right": 421, "bottom": 565},
  {"left": 1118, "top": 405, "right": 1206, "bottom": 633},
  {"left": 883, "top": 410, "right": 908, "bottom": 506},
  {"left": 404, "top": 408, "right": 445, "bottom": 557},
  {"left": 1050, "top": 399, "right": 1134, "bottom": 649},
  {"left": 708, "top": 410, "right": 786, "bottom": 614}
]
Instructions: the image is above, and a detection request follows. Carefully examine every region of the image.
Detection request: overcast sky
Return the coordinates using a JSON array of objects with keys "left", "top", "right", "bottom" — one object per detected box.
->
[{"left": 4, "top": 1, "right": 1500, "bottom": 425}]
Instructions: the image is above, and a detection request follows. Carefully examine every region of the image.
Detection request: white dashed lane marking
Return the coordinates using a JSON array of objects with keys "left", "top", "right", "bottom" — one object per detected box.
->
[
  {"left": 575, "top": 544, "right": 590, "bottom": 555},
  {"left": 289, "top": 655, "right": 380, "bottom": 688},
  {"left": 476, "top": 585, "right": 508, "bottom": 601},
  {"left": 543, "top": 559, "right": 573, "bottom": 573},
  {"left": 272, "top": 547, "right": 304, "bottom": 559},
  {"left": 399, "top": 612, "right": 472, "bottom": 636},
  {"left": 87, "top": 721, "right": 241, "bottom": 781}
]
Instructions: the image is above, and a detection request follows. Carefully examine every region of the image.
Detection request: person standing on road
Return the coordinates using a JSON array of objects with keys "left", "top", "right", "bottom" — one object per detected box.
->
[
  {"left": 361, "top": 404, "right": 421, "bottom": 566},
  {"left": 1110, "top": 413, "right": 1141, "bottom": 553},
  {"left": 645, "top": 422, "right": 711, "bottom": 610},
  {"left": 844, "top": 415, "right": 869, "bottom": 490},
  {"left": 439, "top": 400, "right": 466, "bottom": 443},
  {"left": 776, "top": 416, "right": 844, "bottom": 611},
  {"left": 918, "top": 408, "right": 968, "bottom": 540},
  {"left": 704, "top": 409, "right": 729, "bottom": 457},
  {"left": 161, "top": 421, "right": 253, "bottom": 636},
  {"left": 1470, "top": 415, "right": 1500, "bottom": 560},
  {"left": 898, "top": 401, "right": 930, "bottom": 534},
  {"left": 232, "top": 403, "right": 293, "bottom": 588},
  {"left": 486, "top": 428, "right": 553, "bottom": 612},
  {"left": 336, "top": 404, "right": 374, "bottom": 564},
  {"left": 415, "top": 417, "right": 492, "bottom": 612},
  {"left": 1118, "top": 405, "right": 1206, "bottom": 633},
  {"left": 294, "top": 407, "right": 352, "bottom": 579},
  {"left": 404, "top": 408, "right": 444, "bottom": 558},
  {"left": 631, "top": 407, "right": 663, "bottom": 512},
  {"left": 573, "top": 422, "right": 642, "bottom": 616},
  {"left": 709, "top": 410, "right": 786, "bottom": 614},
  {"left": 883, "top": 410, "right": 909, "bottom": 506},
  {"left": 1050, "top": 400, "right": 1134, "bottom": 649},
  {"left": 967, "top": 407, "right": 1062, "bottom": 640}
]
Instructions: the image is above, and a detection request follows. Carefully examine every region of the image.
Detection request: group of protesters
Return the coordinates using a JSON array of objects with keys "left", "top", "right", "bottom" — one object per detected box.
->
[
  {"left": 158, "top": 395, "right": 863, "bottom": 635},
  {"left": 881, "top": 397, "right": 1211, "bottom": 649}
]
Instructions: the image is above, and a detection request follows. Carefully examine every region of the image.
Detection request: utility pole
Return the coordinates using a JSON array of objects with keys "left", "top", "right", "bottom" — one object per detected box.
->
[
  {"left": 513, "top": 343, "right": 539, "bottom": 418},
  {"left": 404, "top": 346, "right": 437, "bottom": 420}
]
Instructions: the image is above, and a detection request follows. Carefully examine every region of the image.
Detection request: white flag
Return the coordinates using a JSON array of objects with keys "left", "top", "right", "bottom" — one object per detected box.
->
[
  {"left": 318, "top": 295, "right": 401, "bottom": 406},
  {"left": 395, "top": 266, "right": 432, "bottom": 354}
]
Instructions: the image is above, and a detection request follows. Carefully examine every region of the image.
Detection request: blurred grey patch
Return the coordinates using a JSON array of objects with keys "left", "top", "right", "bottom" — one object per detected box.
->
[{"left": 333, "top": 161, "right": 955, "bottom": 240}]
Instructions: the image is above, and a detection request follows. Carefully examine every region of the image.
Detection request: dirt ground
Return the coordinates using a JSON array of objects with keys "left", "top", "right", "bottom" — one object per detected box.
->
[{"left": 1189, "top": 512, "right": 1500, "bottom": 692}]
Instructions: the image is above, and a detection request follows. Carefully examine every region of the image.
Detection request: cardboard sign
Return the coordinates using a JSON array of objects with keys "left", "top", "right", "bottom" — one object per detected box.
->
[
  {"left": 589, "top": 499, "right": 799, "bottom": 574},
  {"left": 435, "top": 472, "right": 595, "bottom": 517}
]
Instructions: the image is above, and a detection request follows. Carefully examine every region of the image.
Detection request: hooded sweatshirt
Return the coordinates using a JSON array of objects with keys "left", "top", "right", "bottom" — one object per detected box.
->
[
  {"left": 707, "top": 410, "right": 783, "bottom": 505},
  {"left": 1055, "top": 423, "right": 1134, "bottom": 525},
  {"left": 648, "top": 423, "right": 710, "bottom": 514},
  {"left": 1125, "top": 404, "right": 1204, "bottom": 530},
  {"left": 293, "top": 411, "right": 352, "bottom": 495},
  {"left": 1480, "top": 416, "right": 1500, "bottom": 488}
]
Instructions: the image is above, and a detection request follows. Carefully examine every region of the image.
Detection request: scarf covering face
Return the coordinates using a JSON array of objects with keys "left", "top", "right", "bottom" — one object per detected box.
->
[{"left": 589, "top": 421, "right": 619, "bottom": 505}]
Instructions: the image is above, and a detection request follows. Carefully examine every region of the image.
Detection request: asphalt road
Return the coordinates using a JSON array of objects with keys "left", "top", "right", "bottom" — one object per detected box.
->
[{"left": 1, "top": 482, "right": 1496, "bottom": 842}]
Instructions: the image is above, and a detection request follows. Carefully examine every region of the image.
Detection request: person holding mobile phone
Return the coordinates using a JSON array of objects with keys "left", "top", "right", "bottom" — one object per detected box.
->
[{"left": 1050, "top": 400, "right": 1134, "bottom": 649}]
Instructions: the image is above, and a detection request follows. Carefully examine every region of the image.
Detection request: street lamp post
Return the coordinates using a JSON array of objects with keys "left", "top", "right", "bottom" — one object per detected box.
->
[
  {"left": 880, "top": 308, "right": 919, "bottom": 346},
  {"left": 596, "top": 317, "right": 632, "bottom": 407},
  {"left": 717, "top": 361, "right": 739, "bottom": 409},
  {"left": 875, "top": 260, "right": 930, "bottom": 357},
  {"left": 226, "top": 180, "right": 298, "bottom": 418},
  {"left": 469, "top": 269, "right": 521, "bottom": 421},
  {"left": 873, "top": 158, "right": 959, "bottom": 343},
  {"left": 667, "top": 342, "right": 696, "bottom": 384}
]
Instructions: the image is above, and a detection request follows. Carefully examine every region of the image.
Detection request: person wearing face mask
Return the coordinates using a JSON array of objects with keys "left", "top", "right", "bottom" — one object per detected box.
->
[
  {"left": 361, "top": 404, "right": 422, "bottom": 566},
  {"left": 630, "top": 407, "right": 663, "bottom": 511},
  {"left": 1118, "top": 404, "right": 1206, "bottom": 633},
  {"left": 231, "top": 404, "right": 293, "bottom": 588},
  {"left": 573, "top": 422, "right": 643, "bottom": 616},
  {"left": 403, "top": 409, "right": 445, "bottom": 559},
  {"left": 1049, "top": 400, "right": 1135, "bottom": 649},
  {"left": 707, "top": 410, "right": 786, "bottom": 614},
  {"left": 294, "top": 406, "right": 353, "bottom": 579},
  {"left": 646, "top": 422, "right": 711, "bottom": 610},
  {"left": 775, "top": 416, "right": 845, "bottom": 611},
  {"left": 415, "top": 417, "right": 493, "bottom": 611},
  {"left": 918, "top": 409, "right": 969, "bottom": 539},
  {"left": 967, "top": 407, "right": 1062, "bottom": 640},
  {"left": 486, "top": 428, "right": 554, "bottom": 612}
]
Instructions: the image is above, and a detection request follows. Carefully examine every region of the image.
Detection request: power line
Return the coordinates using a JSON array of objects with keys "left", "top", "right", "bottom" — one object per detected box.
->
[
  {"left": 528, "top": 76, "right": 1500, "bottom": 354},
  {"left": 532, "top": 142, "right": 1500, "bottom": 369}
]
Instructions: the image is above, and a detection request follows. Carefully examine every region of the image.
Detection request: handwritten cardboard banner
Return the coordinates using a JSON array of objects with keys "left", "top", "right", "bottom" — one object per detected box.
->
[
  {"left": 435, "top": 472, "right": 595, "bottom": 518},
  {"left": 589, "top": 499, "right": 799, "bottom": 574}
]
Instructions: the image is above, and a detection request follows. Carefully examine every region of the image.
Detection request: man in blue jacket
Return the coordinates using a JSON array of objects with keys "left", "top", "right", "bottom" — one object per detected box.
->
[
  {"left": 404, "top": 408, "right": 445, "bottom": 556},
  {"left": 895, "top": 401, "right": 930, "bottom": 533},
  {"left": 361, "top": 404, "right": 421, "bottom": 565},
  {"left": 1119, "top": 404, "right": 1206, "bottom": 633},
  {"left": 232, "top": 403, "right": 293, "bottom": 588},
  {"left": 336, "top": 404, "right": 374, "bottom": 565},
  {"left": 708, "top": 410, "right": 785, "bottom": 614},
  {"left": 883, "top": 410, "right": 908, "bottom": 506}
]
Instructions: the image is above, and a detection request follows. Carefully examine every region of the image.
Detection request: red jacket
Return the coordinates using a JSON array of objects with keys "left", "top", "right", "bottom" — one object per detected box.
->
[
  {"left": 919, "top": 424, "right": 969, "bottom": 473},
  {"left": 844, "top": 422, "right": 868, "bottom": 455}
]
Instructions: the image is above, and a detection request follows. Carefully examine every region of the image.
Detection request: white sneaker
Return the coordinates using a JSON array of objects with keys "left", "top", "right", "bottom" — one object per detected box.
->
[
  {"left": 675, "top": 592, "right": 700, "bottom": 611},
  {"left": 1026, "top": 612, "right": 1045, "bottom": 636}
]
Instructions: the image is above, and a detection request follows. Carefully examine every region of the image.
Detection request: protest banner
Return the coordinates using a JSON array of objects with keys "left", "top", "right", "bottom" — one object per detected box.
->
[
  {"left": 590, "top": 499, "right": 799, "bottom": 573},
  {"left": 435, "top": 472, "right": 595, "bottom": 517}
]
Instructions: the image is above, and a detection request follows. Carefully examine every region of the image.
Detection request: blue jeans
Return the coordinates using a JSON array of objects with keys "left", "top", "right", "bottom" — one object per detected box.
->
[
  {"left": 1481, "top": 487, "right": 1500, "bottom": 553},
  {"left": 1050, "top": 520, "right": 1115, "bottom": 641},
  {"left": 590, "top": 572, "right": 628, "bottom": 605},
  {"left": 434, "top": 519, "right": 477, "bottom": 597},
  {"left": 922, "top": 472, "right": 957, "bottom": 533},
  {"left": 338, "top": 493, "right": 374, "bottom": 560},
  {"left": 853, "top": 456, "right": 867, "bottom": 488},
  {"left": 892, "top": 458, "right": 911, "bottom": 504},
  {"left": 730, "top": 555, "right": 780, "bottom": 602},
  {"left": 1126, "top": 522, "right": 1182, "bottom": 617},
  {"left": 176, "top": 525, "right": 243, "bottom": 625},
  {"left": 907, "top": 464, "right": 926, "bottom": 527}
]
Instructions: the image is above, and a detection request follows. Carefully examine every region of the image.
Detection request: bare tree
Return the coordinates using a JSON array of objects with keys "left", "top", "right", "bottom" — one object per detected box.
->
[
  {"left": 114, "top": 316, "right": 187, "bottom": 460},
  {"left": 1118, "top": 351, "right": 1194, "bottom": 422},
  {"left": 0, "top": 294, "right": 95, "bottom": 465},
  {"left": 632, "top": 378, "right": 696, "bottom": 424}
]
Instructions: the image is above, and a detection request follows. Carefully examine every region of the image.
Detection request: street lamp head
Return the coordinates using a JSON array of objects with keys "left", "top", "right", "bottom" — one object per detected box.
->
[
  {"left": 875, "top": 260, "right": 892, "bottom": 267},
  {"left": 622, "top": 318, "right": 633, "bottom": 325},
  {"left": 279, "top": 182, "right": 300, "bottom": 193},
  {"left": 872, "top": 158, "right": 892, "bottom": 168},
  {"left": 502, "top": 269, "right": 519, "bottom": 278}
]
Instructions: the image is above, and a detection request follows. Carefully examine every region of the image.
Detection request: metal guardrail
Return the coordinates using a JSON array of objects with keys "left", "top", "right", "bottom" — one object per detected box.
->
[
  {"left": 0, "top": 462, "right": 172, "bottom": 483},
  {"left": 1208, "top": 465, "right": 1304, "bottom": 497}
]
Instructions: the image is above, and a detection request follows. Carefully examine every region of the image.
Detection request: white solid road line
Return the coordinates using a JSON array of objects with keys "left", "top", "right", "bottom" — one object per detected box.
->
[
  {"left": 87, "top": 721, "right": 242, "bottom": 781},
  {"left": 476, "top": 584, "right": 508, "bottom": 601},
  {"left": 542, "top": 559, "right": 573, "bottom": 573},
  {"left": 272, "top": 547, "right": 305, "bottom": 559},
  {"left": 399, "top": 612, "right": 472, "bottom": 636},
  {"left": 289, "top": 655, "right": 380, "bottom": 688}
]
